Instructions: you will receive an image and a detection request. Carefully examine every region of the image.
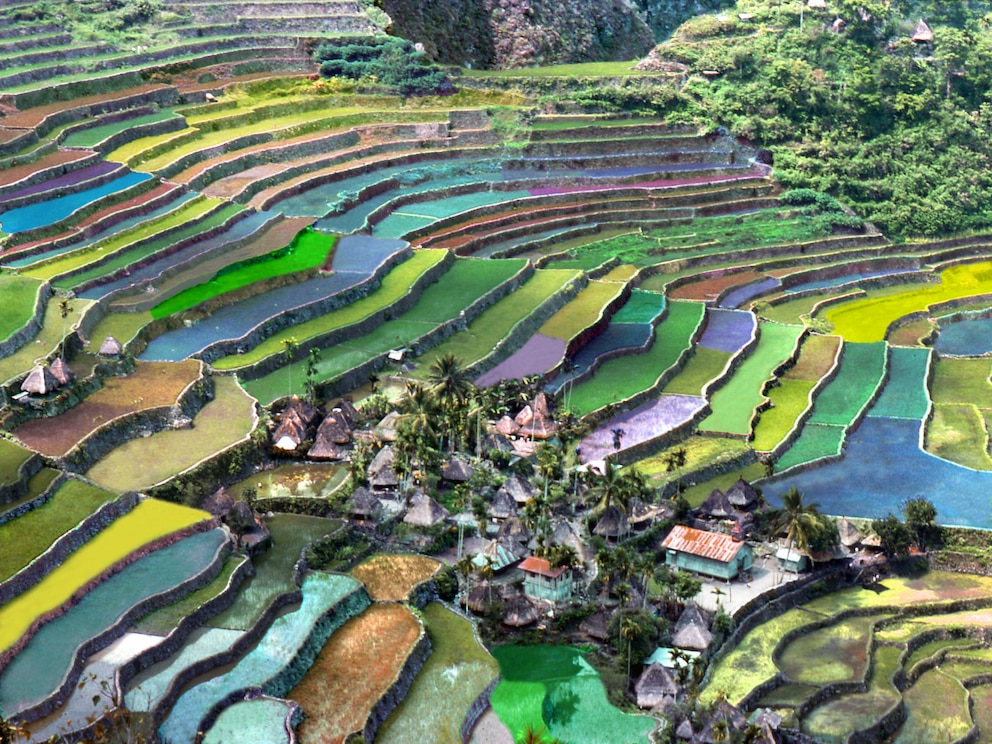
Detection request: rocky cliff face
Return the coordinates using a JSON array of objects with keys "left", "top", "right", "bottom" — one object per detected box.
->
[
  {"left": 630, "top": 0, "right": 734, "bottom": 40},
  {"left": 378, "top": 0, "right": 654, "bottom": 69}
]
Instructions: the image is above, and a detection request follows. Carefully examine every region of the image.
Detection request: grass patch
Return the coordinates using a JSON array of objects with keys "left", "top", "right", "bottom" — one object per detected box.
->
[
  {"left": 636, "top": 435, "right": 751, "bottom": 489},
  {"left": 61, "top": 109, "right": 180, "bottom": 148},
  {"left": 134, "top": 554, "right": 247, "bottom": 636},
  {"left": 539, "top": 280, "right": 626, "bottom": 342},
  {"left": 150, "top": 228, "right": 337, "bottom": 319},
  {"left": 806, "top": 341, "right": 887, "bottom": 426},
  {"left": 350, "top": 554, "right": 439, "bottom": 602},
  {"left": 291, "top": 603, "right": 423, "bottom": 743},
  {"left": 788, "top": 334, "right": 842, "bottom": 380},
  {"left": 376, "top": 602, "right": 499, "bottom": 744},
  {"left": 702, "top": 607, "right": 823, "bottom": 705},
  {"left": 661, "top": 345, "right": 732, "bottom": 395},
  {"left": 925, "top": 404, "right": 992, "bottom": 470},
  {"left": 86, "top": 310, "right": 153, "bottom": 350},
  {"left": 490, "top": 645, "right": 655, "bottom": 744},
  {"left": 777, "top": 614, "right": 887, "bottom": 685},
  {"left": 805, "top": 571, "right": 992, "bottom": 615},
  {"left": 895, "top": 668, "right": 971, "bottom": 743},
  {"left": 760, "top": 294, "right": 825, "bottom": 325},
  {"left": 905, "top": 638, "right": 978, "bottom": 678},
  {"left": 410, "top": 269, "right": 577, "bottom": 375},
  {"left": 0, "top": 437, "right": 33, "bottom": 486},
  {"left": 699, "top": 322, "right": 804, "bottom": 436},
  {"left": 568, "top": 300, "right": 705, "bottom": 416},
  {"left": 930, "top": 357, "right": 992, "bottom": 407},
  {"left": 751, "top": 378, "right": 817, "bottom": 452},
  {"left": 227, "top": 462, "right": 347, "bottom": 501},
  {"left": 13, "top": 359, "right": 201, "bottom": 457},
  {"left": 461, "top": 60, "right": 647, "bottom": 77},
  {"left": 211, "top": 251, "right": 446, "bottom": 371},
  {"left": 0, "top": 295, "right": 92, "bottom": 385},
  {"left": 0, "top": 273, "right": 43, "bottom": 343},
  {"left": 0, "top": 498, "right": 210, "bottom": 653},
  {"left": 775, "top": 423, "right": 845, "bottom": 471},
  {"left": 209, "top": 514, "right": 341, "bottom": 631},
  {"left": 84, "top": 375, "right": 255, "bottom": 492},
  {"left": 0, "top": 477, "right": 114, "bottom": 582},
  {"left": 823, "top": 260, "right": 992, "bottom": 343},
  {"left": 801, "top": 645, "right": 902, "bottom": 743}
]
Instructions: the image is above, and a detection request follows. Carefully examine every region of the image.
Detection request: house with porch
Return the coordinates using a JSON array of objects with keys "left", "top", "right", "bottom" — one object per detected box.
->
[
  {"left": 519, "top": 556, "right": 573, "bottom": 602},
  {"left": 661, "top": 525, "right": 753, "bottom": 581}
]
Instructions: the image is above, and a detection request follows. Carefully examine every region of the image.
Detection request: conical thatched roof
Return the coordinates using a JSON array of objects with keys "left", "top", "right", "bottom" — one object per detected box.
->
[
  {"left": 698, "top": 488, "right": 736, "bottom": 519},
  {"left": 347, "top": 486, "right": 381, "bottom": 518},
  {"left": 334, "top": 399, "right": 359, "bottom": 428},
  {"left": 49, "top": 357, "right": 74, "bottom": 386},
  {"left": 672, "top": 604, "right": 713, "bottom": 651},
  {"left": 272, "top": 416, "right": 306, "bottom": 450},
  {"left": 912, "top": 18, "right": 933, "bottom": 42},
  {"left": 514, "top": 404, "right": 534, "bottom": 427},
  {"left": 498, "top": 474, "right": 537, "bottom": 505},
  {"left": 375, "top": 410, "right": 402, "bottom": 442},
  {"left": 549, "top": 519, "right": 586, "bottom": 561},
  {"left": 593, "top": 505, "right": 629, "bottom": 538},
  {"left": 20, "top": 364, "right": 58, "bottom": 395},
  {"left": 442, "top": 457, "right": 474, "bottom": 482},
  {"left": 483, "top": 432, "right": 514, "bottom": 452},
  {"left": 317, "top": 412, "right": 352, "bottom": 444},
  {"left": 369, "top": 445, "right": 400, "bottom": 488},
  {"left": 489, "top": 489, "right": 518, "bottom": 520},
  {"left": 307, "top": 433, "right": 348, "bottom": 461},
  {"left": 201, "top": 486, "right": 234, "bottom": 519},
  {"left": 726, "top": 479, "right": 759, "bottom": 509},
  {"left": 675, "top": 719, "right": 694, "bottom": 740},
  {"left": 518, "top": 394, "right": 557, "bottom": 439},
  {"left": 495, "top": 415, "right": 520, "bottom": 436},
  {"left": 98, "top": 335, "right": 123, "bottom": 356},
  {"left": 466, "top": 581, "right": 491, "bottom": 613},
  {"left": 628, "top": 497, "right": 658, "bottom": 526},
  {"left": 404, "top": 492, "right": 450, "bottom": 526},
  {"left": 502, "top": 594, "right": 539, "bottom": 627},
  {"left": 533, "top": 392, "right": 553, "bottom": 419},
  {"left": 837, "top": 517, "right": 864, "bottom": 548},
  {"left": 634, "top": 662, "right": 678, "bottom": 709},
  {"left": 282, "top": 395, "right": 318, "bottom": 426},
  {"left": 807, "top": 0, "right": 826, "bottom": 8},
  {"left": 699, "top": 700, "right": 747, "bottom": 743}
]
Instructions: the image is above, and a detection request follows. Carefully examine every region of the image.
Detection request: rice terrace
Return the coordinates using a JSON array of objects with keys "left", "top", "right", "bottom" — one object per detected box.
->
[{"left": 10, "top": 0, "right": 992, "bottom": 742}]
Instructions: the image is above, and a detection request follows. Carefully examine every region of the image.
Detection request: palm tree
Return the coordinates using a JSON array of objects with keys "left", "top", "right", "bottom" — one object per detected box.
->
[
  {"left": 456, "top": 553, "right": 476, "bottom": 605},
  {"left": 281, "top": 336, "right": 298, "bottom": 397},
  {"left": 477, "top": 555, "right": 496, "bottom": 604},
  {"left": 303, "top": 347, "right": 321, "bottom": 404},
  {"left": 620, "top": 614, "right": 641, "bottom": 683},
  {"left": 663, "top": 446, "right": 688, "bottom": 493},
  {"left": 586, "top": 460, "right": 631, "bottom": 515},
  {"left": 773, "top": 487, "right": 822, "bottom": 556},
  {"left": 58, "top": 296, "right": 73, "bottom": 359},
  {"left": 427, "top": 353, "right": 474, "bottom": 409}
]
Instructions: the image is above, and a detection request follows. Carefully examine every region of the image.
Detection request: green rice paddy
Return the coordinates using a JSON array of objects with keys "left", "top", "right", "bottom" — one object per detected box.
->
[
  {"left": 611, "top": 289, "right": 665, "bottom": 323},
  {"left": 0, "top": 273, "right": 43, "bottom": 343},
  {"left": 85, "top": 375, "right": 256, "bottom": 492},
  {"left": 805, "top": 341, "right": 887, "bottom": 426},
  {"left": 211, "top": 250, "right": 446, "bottom": 370},
  {"left": 490, "top": 645, "right": 654, "bottom": 744},
  {"left": 376, "top": 602, "right": 499, "bottom": 744},
  {"left": 661, "top": 346, "right": 732, "bottom": 395},
  {"left": 0, "top": 498, "right": 211, "bottom": 652},
  {"left": 699, "top": 322, "right": 804, "bottom": 436},
  {"left": 0, "top": 437, "right": 33, "bottom": 486},
  {"left": 750, "top": 378, "right": 818, "bottom": 452},
  {"left": 777, "top": 614, "right": 888, "bottom": 685},
  {"left": 150, "top": 228, "right": 337, "bottom": 319},
  {"left": 61, "top": 110, "right": 181, "bottom": 149},
  {"left": 567, "top": 300, "right": 705, "bottom": 416},
  {"left": 774, "top": 423, "right": 846, "bottom": 471},
  {"left": 0, "top": 477, "right": 115, "bottom": 582},
  {"left": 539, "top": 280, "right": 625, "bottom": 342},
  {"left": 895, "top": 668, "right": 972, "bottom": 743},
  {"left": 410, "top": 268, "right": 578, "bottom": 375},
  {"left": 926, "top": 404, "right": 992, "bottom": 470},
  {"left": 0, "top": 296, "right": 92, "bottom": 384},
  {"left": 638, "top": 435, "right": 751, "bottom": 486}
]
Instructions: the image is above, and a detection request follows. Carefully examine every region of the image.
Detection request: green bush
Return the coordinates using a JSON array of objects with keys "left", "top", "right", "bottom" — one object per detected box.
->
[{"left": 315, "top": 38, "right": 450, "bottom": 97}]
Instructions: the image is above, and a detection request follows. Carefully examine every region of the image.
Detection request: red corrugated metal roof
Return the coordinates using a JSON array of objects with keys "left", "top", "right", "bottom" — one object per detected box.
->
[
  {"left": 519, "top": 555, "right": 567, "bottom": 579},
  {"left": 661, "top": 525, "right": 744, "bottom": 563}
]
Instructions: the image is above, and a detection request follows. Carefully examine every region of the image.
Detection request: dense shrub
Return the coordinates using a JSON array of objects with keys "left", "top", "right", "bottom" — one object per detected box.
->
[{"left": 315, "top": 38, "right": 451, "bottom": 96}]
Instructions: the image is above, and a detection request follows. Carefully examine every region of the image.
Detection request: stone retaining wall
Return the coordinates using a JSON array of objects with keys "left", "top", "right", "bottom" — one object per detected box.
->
[
  {"left": 362, "top": 628, "right": 432, "bottom": 742},
  {"left": 0, "top": 470, "right": 63, "bottom": 527}
]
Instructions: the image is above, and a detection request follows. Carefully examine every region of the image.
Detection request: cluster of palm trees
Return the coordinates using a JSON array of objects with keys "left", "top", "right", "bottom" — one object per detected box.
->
[{"left": 772, "top": 487, "right": 839, "bottom": 560}]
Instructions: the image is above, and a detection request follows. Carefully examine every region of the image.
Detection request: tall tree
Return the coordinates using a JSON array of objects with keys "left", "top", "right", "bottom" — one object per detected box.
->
[
  {"left": 772, "top": 488, "right": 823, "bottom": 555},
  {"left": 282, "top": 336, "right": 298, "bottom": 398}
]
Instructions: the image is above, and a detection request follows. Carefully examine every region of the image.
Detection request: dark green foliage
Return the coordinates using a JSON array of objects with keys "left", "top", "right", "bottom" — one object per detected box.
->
[
  {"left": 305, "top": 525, "right": 374, "bottom": 572},
  {"left": 904, "top": 496, "right": 939, "bottom": 548},
  {"left": 315, "top": 38, "right": 449, "bottom": 96},
  {"left": 434, "top": 564, "right": 458, "bottom": 601},
  {"left": 871, "top": 514, "right": 913, "bottom": 558}
]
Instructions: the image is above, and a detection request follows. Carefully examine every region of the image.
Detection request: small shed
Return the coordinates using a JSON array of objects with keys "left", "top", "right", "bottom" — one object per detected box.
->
[
  {"left": 334, "top": 399, "right": 359, "bottom": 428},
  {"left": 347, "top": 486, "right": 382, "bottom": 521},
  {"left": 675, "top": 719, "right": 694, "bottom": 740},
  {"left": 375, "top": 410, "right": 402, "bottom": 442},
  {"left": 726, "top": 479, "right": 759, "bottom": 510},
  {"left": 912, "top": 19, "right": 933, "bottom": 43},
  {"left": 837, "top": 517, "right": 864, "bottom": 549},
  {"left": 98, "top": 335, "right": 123, "bottom": 357},
  {"left": 20, "top": 364, "right": 59, "bottom": 395},
  {"left": 777, "top": 546, "right": 810, "bottom": 573},
  {"left": 593, "top": 505, "right": 629, "bottom": 540},
  {"left": 634, "top": 662, "right": 678, "bottom": 709},
  {"left": 697, "top": 488, "right": 736, "bottom": 520},
  {"left": 488, "top": 489, "right": 518, "bottom": 521},
  {"left": 661, "top": 525, "right": 753, "bottom": 581},
  {"left": 579, "top": 609, "right": 613, "bottom": 641},
  {"left": 519, "top": 555, "right": 573, "bottom": 602},
  {"left": 472, "top": 539, "right": 518, "bottom": 573},
  {"left": 271, "top": 415, "right": 307, "bottom": 451},
  {"left": 498, "top": 515, "right": 531, "bottom": 545},
  {"left": 281, "top": 395, "right": 318, "bottom": 426},
  {"left": 308, "top": 413, "right": 351, "bottom": 460}
]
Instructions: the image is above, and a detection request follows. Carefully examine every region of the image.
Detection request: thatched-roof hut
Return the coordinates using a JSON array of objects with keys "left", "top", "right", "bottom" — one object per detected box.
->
[
  {"left": 20, "top": 364, "right": 58, "bottom": 395},
  {"left": 518, "top": 393, "right": 557, "bottom": 439},
  {"left": 502, "top": 594, "right": 539, "bottom": 627},
  {"left": 347, "top": 486, "right": 382, "bottom": 520},
  {"left": 579, "top": 609, "right": 613, "bottom": 641},
  {"left": 281, "top": 395, "right": 318, "bottom": 426},
  {"left": 672, "top": 604, "right": 713, "bottom": 651},
  {"left": 498, "top": 515, "right": 531, "bottom": 544},
  {"left": 489, "top": 489, "right": 518, "bottom": 520},
  {"left": 495, "top": 415, "right": 520, "bottom": 436},
  {"left": 49, "top": 357, "right": 74, "bottom": 387},
  {"left": 634, "top": 662, "right": 678, "bottom": 709},
  {"left": 837, "top": 517, "right": 864, "bottom": 548},
  {"left": 675, "top": 719, "right": 694, "bottom": 740},
  {"left": 697, "top": 488, "right": 736, "bottom": 520},
  {"left": 726, "top": 479, "right": 759, "bottom": 510},
  {"left": 466, "top": 582, "right": 491, "bottom": 613},
  {"left": 334, "top": 398, "right": 359, "bottom": 428},
  {"left": 442, "top": 457, "right": 474, "bottom": 483},
  {"left": 98, "top": 336, "right": 123, "bottom": 357},
  {"left": 308, "top": 412, "right": 351, "bottom": 460},
  {"left": 497, "top": 474, "right": 537, "bottom": 505},
  {"left": 404, "top": 492, "right": 450, "bottom": 527},
  {"left": 593, "top": 506, "right": 629, "bottom": 539},
  {"left": 514, "top": 404, "right": 534, "bottom": 427},
  {"left": 912, "top": 18, "right": 933, "bottom": 42},
  {"left": 272, "top": 415, "right": 307, "bottom": 451},
  {"left": 698, "top": 700, "right": 747, "bottom": 743},
  {"left": 368, "top": 445, "right": 400, "bottom": 489},
  {"left": 628, "top": 497, "right": 659, "bottom": 529},
  {"left": 375, "top": 410, "right": 402, "bottom": 442},
  {"left": 201, "top": 486, "right": 234, "bottom": 520}
]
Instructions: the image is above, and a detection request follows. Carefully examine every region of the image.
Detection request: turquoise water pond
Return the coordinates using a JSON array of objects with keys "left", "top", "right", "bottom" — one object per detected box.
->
[
  {"left": 935, "top": 315, "right": 992, "bottom": 356},
  {"left": 0, "top": 171, "right": 151, "bottom": 234},
  {"left": 490, "top": 645, "right": 655, "bottom": 744}
]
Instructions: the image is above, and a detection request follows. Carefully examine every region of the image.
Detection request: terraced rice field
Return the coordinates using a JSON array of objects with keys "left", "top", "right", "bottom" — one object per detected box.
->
[
  {"left": 0, "top": 273, "right": 42, "bottom": 343},
  {"left": 351, "top": 554, "right": 439, "bottom": 602}
]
